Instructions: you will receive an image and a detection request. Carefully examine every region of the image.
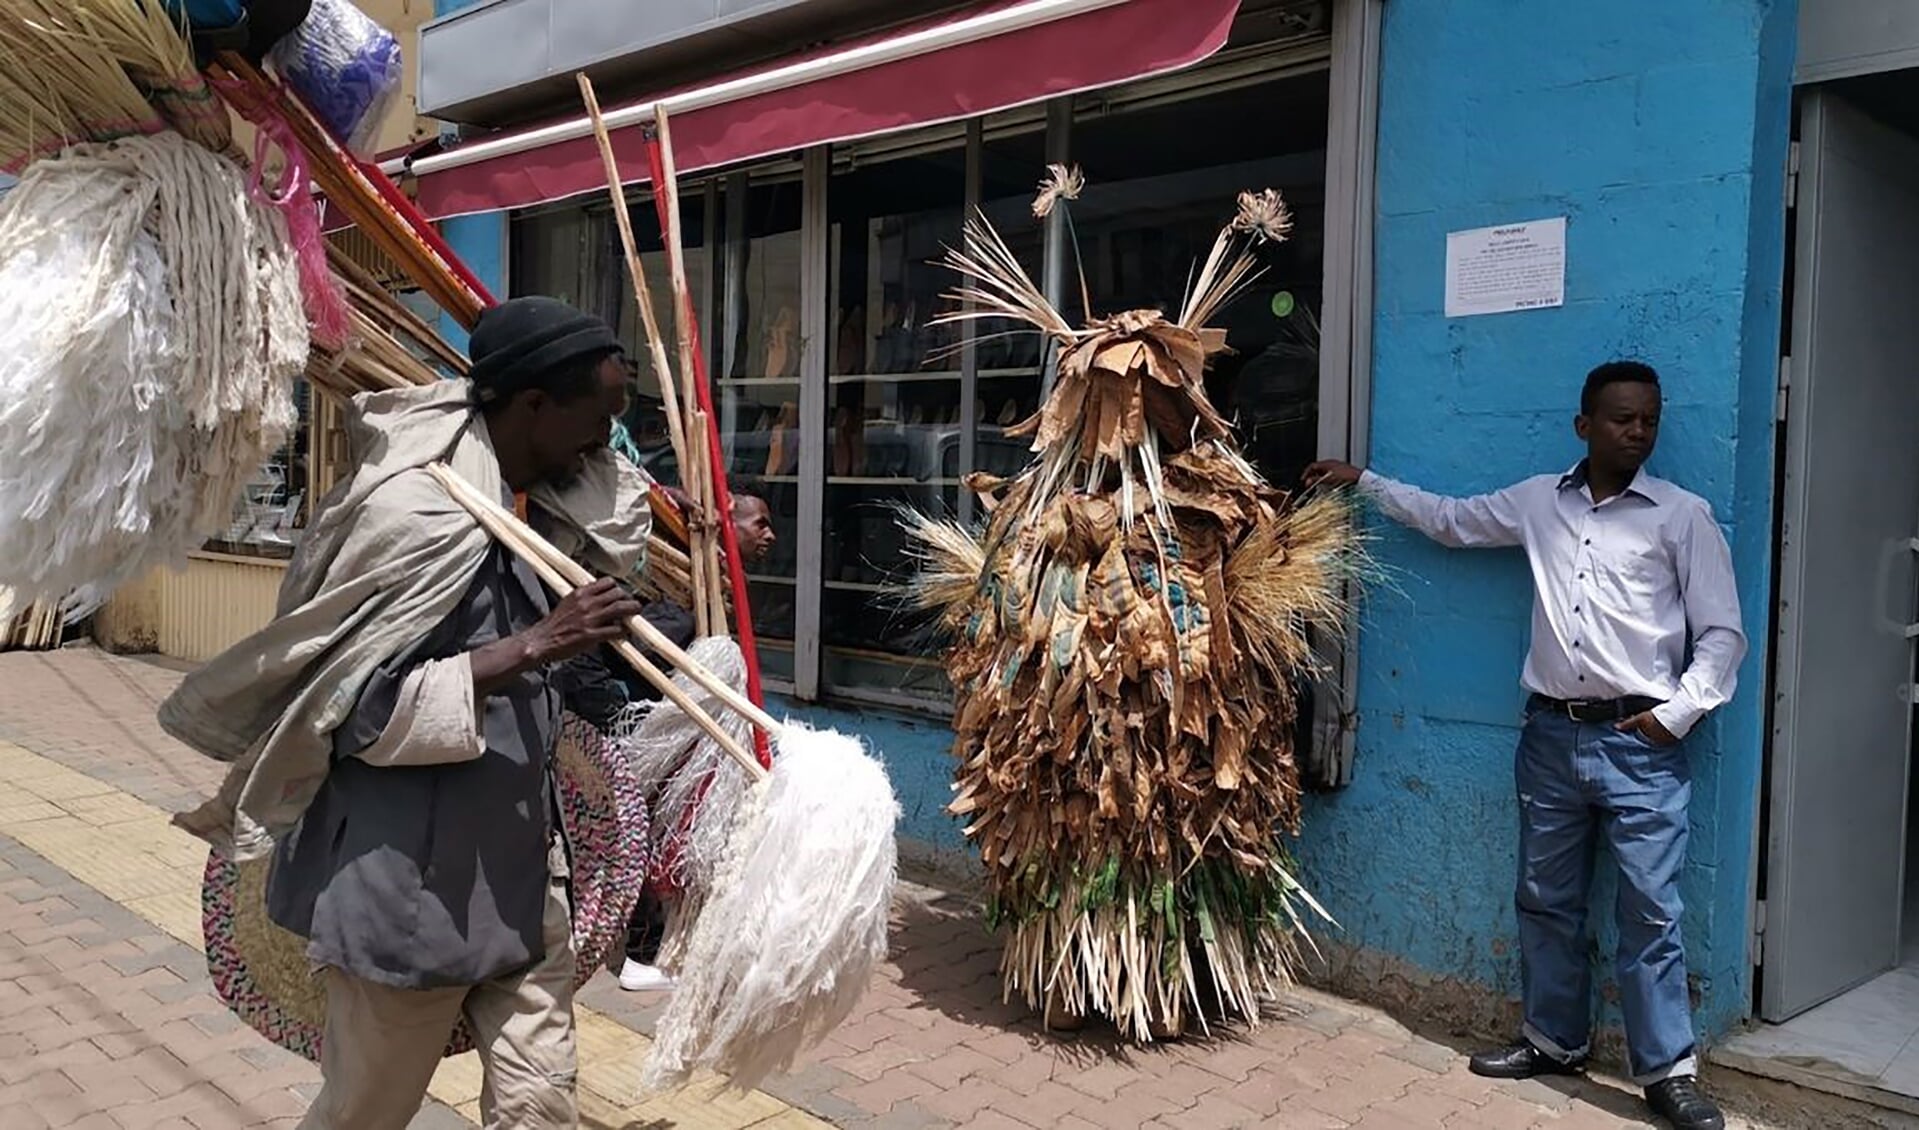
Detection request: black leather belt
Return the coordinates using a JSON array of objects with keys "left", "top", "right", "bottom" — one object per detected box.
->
[{"left": 1529, "top": 693, "right": 1663, "bottom": 723}]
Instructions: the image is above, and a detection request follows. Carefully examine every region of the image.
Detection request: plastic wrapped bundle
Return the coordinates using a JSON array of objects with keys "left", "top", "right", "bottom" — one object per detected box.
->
[{"left": 268, "top": 0, "right": 403, "bottom": 156}]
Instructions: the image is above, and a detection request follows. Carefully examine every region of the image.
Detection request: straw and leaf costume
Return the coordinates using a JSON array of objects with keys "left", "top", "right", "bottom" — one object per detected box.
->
[{"left": 901, "top": 169, "right": 1368, "bottom": 1041}]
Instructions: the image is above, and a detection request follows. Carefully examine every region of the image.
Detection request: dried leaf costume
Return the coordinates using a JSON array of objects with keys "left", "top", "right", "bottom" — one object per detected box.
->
[{"left": 900, "top": 177, "right": 1367, "bottom": 1041}]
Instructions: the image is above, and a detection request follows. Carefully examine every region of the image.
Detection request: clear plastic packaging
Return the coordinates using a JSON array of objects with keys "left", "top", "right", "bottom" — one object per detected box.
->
[{"left": 268, "top": 0, "right": 404, "bottom": 158}]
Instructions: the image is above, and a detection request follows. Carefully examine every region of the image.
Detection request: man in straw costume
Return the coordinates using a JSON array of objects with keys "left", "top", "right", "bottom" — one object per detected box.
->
[
  {"left": 901, "top": 172, "right": 1367, "bottom": 1043},
  {"left": 1307, "top": 361, "right": 1743, "bottom": 1130},
  {"left": 161, "top": 296, "right": 655, "bottom": 1130}
]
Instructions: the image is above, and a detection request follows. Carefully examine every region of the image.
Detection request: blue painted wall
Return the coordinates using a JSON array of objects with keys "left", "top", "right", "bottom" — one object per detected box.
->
[
  {"left": 436, "top": 213, "right": 509, "bottom": 348},
  {"left": 1296, "top": 0, "right": 1795, "bottom": 1044},
  {"left": 430, "top": 2, "right": 508, "bottom": 343}
]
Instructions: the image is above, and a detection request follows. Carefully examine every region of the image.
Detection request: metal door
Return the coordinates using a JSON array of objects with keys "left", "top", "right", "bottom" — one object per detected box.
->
[{"left": 1766, "top": 89, "right": 1919, "bottom": 1020}]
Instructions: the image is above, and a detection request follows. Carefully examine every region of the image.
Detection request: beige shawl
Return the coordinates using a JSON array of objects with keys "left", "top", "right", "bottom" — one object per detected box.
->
[{"left": 160, "top": 380, "right": 652, "bottom": 861}]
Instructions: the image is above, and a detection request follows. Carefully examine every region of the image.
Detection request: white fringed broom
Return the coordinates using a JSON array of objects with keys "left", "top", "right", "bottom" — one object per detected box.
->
[{"left": 427, "top": 464, "right": 900, "bottom": 1092}]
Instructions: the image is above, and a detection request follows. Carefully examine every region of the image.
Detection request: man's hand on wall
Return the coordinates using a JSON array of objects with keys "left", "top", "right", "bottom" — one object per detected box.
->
[{"left": 1304, "top": 460, "right": 1364, "bottom": 488}]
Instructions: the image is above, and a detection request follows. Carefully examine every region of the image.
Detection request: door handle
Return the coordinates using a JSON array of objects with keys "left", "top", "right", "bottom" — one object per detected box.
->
[{"left": 1906, "top": 538, "right": 1919, "bottom": 640}]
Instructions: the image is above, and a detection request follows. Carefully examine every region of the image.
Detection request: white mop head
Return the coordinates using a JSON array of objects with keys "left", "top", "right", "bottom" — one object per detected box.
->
[
  {"left": 642, "top": 721, "right": 899, "bottom": 1092},
  {"left": 0, "top": 133, "right": 304, "bottom": 604},
  {"left": 616, "top": 636, "right": 758, "bottom": 909}
]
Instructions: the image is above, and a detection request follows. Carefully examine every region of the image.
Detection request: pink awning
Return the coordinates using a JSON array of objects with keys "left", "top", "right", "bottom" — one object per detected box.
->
[{"left": 413, "top": 0, "right": 1241, "bottom": 220}]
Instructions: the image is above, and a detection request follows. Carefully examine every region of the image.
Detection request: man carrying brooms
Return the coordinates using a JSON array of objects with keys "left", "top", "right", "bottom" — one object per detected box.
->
[{"left": 163, "top": 296, "right": 653, "bottom": 1130}]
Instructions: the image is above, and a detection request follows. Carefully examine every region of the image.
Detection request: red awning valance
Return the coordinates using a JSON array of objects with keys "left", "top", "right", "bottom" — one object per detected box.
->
[{"left": 411, "top": 0, "right": 1241, "bottom": 220}]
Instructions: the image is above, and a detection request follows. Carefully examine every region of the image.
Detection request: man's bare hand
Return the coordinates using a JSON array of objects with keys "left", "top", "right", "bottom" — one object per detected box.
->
[
  {"left": 524, "top": 578, "right": 644, "bottom": 665},
  {"left": 1303, "top": 460, "right": 1364, "bottom": 489},
  {"left": 1617, "top": 712, "right": 1680, "bottom": 748}
]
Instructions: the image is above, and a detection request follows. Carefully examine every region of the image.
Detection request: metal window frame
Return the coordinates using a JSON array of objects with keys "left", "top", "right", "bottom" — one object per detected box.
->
[
  {"left": 794, "top": 147, "right": 831, "bottom": 700},
  {"left": 1310, "top": 0, "right": 1383, "bottom": 786},
  {"left": 959, "top": 118, "right": 985, "bottom": 529}
]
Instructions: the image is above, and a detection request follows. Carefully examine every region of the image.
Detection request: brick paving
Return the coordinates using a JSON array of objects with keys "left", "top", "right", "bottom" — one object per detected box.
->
[
  {"left": 0, "top": 647, "right": 1787, "bottom": 1129},
  {"left": 0, "top": 832, "right": 471, "bottom": 1129}
]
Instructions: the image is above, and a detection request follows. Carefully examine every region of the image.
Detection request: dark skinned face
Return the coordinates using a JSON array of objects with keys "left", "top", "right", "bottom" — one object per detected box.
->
[
  {"left": 733, "top": 496, "right": 776, "bottom": 564},
  {"left": 1575, "top": 380, "right": 1661, "bottom": 480},
  {"left": 523, "top": 356, "right": 628, "bottom": 489}
]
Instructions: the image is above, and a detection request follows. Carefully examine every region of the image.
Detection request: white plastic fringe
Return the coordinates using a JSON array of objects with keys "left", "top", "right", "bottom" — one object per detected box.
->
[
  {"left": 642, "top": 722, "right": 900, "bottom": 1093},
  {"left": 613, "top": 636, "right": 757, "bottom": 945},
  {"left": 0, "top": 133, "right": 305, "bottom": 603}
]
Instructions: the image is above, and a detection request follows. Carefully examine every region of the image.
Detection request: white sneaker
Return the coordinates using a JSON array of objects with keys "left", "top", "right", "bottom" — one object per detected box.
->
[{"left": 618, "top": 958, "right": 676, "bottom": 992}]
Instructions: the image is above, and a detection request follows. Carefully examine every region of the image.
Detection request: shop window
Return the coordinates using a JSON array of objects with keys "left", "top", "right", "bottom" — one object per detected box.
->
[
  {"left": 502, "top": 64, "right": 1338, "bottom": 718},
  {"left": 972, "top": 125, "right": 1051, "bottom": 487},
  {"left": 816, "top": 142, "right": 968, "bottom": 701},
  {"left": 511, "top": 205, "right": 599, "bottom": 312},
  {"left": 712, "top": 172, "right": 803, "bottom": 687},
  {"left": 1067, "top": 69, "right": 1330, "bottom": 489},
  {"left": 1070, "top": 66, "right": 1333, "bottom": 757},
  {"left": 201, "top": 380, "right": 311, "bottom": 560}
]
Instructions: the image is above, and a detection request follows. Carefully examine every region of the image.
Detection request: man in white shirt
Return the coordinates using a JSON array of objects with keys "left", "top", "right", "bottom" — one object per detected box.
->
[{"left": 1306, "top": 361, "right": 1744, "bottom": 1130}]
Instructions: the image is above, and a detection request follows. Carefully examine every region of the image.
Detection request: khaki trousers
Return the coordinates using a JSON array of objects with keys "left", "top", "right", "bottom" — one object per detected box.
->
[{"left": 297, "top": 845, "right": 578, "bottom": 1130}]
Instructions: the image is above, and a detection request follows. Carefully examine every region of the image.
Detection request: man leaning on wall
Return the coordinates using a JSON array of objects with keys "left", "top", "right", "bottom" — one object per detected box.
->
[{"left": 1307, "top": 361, "right": 1745, "bottom": 1130}]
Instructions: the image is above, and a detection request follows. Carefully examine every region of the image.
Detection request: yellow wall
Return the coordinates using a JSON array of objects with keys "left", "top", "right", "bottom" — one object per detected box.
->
[
  {"left": 96, "top": 555, "right": 287, "bottom": 663},
  {"left": 356, "top": 0, "right": 438, "bottom": 155}
]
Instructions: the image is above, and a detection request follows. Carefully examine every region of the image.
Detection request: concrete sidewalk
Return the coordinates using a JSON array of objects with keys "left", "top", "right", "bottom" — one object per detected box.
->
[{"left": 0, "top": 648, "right": 1782, "bottom": 1129}]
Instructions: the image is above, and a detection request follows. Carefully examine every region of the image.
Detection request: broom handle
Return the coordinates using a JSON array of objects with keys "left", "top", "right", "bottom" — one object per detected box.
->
[
  {"left": 643, "top": 107, "right": 772, "bottom": 768},
  {"left": 426, "top": 465, "right": 783, "bottom": 740},
  {"left": 577, "top": 74, "right": 696, "bottom": 510}
]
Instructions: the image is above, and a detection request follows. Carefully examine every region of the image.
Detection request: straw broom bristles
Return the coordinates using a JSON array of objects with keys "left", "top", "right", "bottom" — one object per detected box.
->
[
  {"left": 1224, "top": 492, "right": 1371, "bottom": 676},
  {"left": 0, "top": 1, "right": 166, "bottom": 166},
  {"left": 0, "top": 0, "right": 227, "bottom": 160},
  {"left": 0, "top": 66, "right": 82, "bottom": 172}
]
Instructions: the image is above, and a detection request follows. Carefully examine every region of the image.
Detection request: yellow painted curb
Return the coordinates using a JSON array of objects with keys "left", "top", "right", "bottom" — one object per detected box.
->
[{"left": 0, "top": 740, "right": 831, "bottom": 1129}]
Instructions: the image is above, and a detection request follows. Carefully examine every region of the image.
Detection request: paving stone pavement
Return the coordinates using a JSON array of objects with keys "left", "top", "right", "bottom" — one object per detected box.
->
[{"left": 0, "top": 647, "right": 1784, "bottom": 1129}]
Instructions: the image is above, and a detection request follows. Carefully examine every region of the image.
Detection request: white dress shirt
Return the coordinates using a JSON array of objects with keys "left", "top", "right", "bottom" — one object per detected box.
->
[{"left": 1359, "top": 464, "right": 1746, "bottom": 738}]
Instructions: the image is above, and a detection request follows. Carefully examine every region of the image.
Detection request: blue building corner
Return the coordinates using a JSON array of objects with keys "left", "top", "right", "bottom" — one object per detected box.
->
[{"left": 1296, "top": 0, "right": 1795, "bottom": 1048}]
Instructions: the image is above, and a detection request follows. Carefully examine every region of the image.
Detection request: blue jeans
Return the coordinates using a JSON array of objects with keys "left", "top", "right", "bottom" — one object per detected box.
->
[{"left": 1514, "top": 708, "right": 1697, "bottom": 1085}]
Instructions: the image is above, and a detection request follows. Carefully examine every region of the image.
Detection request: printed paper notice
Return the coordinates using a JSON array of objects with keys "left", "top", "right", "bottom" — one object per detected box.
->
[{"left": 1444, "top": 217, "right": 1566, "bottom": 318}]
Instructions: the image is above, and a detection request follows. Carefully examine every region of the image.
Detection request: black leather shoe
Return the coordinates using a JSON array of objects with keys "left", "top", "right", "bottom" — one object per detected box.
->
[
  {"left": 1645, "top": 1077, "right": 1725, "bottom": 1130},
  {"left": 1467, "top": 1041, "right": 1586, "bottom": 1079}
]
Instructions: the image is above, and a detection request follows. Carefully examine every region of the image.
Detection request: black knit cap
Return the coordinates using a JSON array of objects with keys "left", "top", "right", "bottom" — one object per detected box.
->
[{"left": 468, "top": 295, "right": 622, "bottom": 404}]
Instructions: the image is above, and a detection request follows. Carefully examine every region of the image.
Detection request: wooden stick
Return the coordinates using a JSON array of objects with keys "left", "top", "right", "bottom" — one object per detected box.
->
[
  {"left": 642, "top": 109, "right": 774, "bottom": 766},
  {"left": 324, "top": 243, "right": 469, "bottom": 374},
  {"left": 643, "top": 104, "right": 721, "bottom": 633},
  {"left": 425, "top": 465, "right": 783, "bottom": 739},
  {"left": 425, "top": 465, "right": 767, "bottom": 777},
  {"left": 648, "top": 535, "right": 692, "bottom": 574},
  {"left": 651, "top": 104, "right": 703, "bottom": 474},
  {"left": 696, "top": 439, "right": 718, "bottom": 635},
  {"left": 691, "top": 408, "right": 727, "bottom": 631},
  {"left": 577, "top": 74, "right": 695, "bottom": 497}
]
